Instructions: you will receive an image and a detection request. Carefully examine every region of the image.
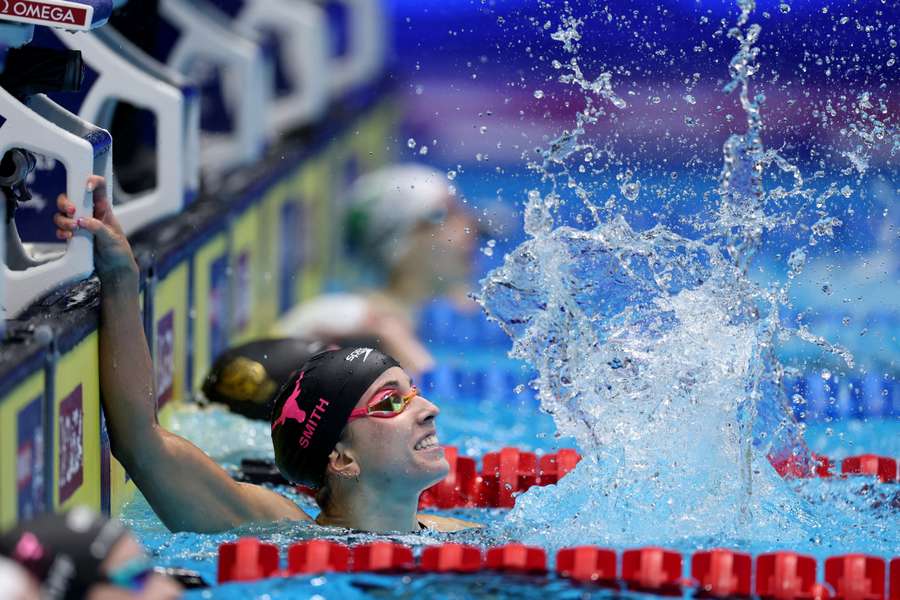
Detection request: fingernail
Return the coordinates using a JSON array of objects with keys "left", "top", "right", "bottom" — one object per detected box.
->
[{"left": 86, "top": 182, "right": 95, "bottom": 192}]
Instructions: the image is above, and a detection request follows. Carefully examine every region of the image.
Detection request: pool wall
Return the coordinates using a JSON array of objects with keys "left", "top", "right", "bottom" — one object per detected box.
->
[{"left": 0, "top": 83, "right": 400, "bottom": 531}]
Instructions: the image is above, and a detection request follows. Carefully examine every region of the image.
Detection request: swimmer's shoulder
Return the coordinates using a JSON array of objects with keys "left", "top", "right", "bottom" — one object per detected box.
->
[
  {"left": 416, "top": 513, "right": 483, "bottom": 532},
  {"left": 236, "top": 482, "right": 314, "bottom": 523}
]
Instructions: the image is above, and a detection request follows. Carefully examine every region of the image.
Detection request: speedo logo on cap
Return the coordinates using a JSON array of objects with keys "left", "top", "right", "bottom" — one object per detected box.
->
[{"left": 345, "top": 347, "right": 373, "bottom": 362}]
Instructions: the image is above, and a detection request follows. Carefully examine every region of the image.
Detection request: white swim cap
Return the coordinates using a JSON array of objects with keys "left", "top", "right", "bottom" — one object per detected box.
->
[{"left": 345, "top": 163, "right": 453, "bottom": 269}]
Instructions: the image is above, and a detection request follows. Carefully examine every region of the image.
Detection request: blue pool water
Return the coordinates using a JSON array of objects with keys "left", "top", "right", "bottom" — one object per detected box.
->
[
  {"left": 119, "top": 1, "right": 899, "bottom": 595},
  {"left": 120, "top": 337, "right": 898, "bottom": 598}
]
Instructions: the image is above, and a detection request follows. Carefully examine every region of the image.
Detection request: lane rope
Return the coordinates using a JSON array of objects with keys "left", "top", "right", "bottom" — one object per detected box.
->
[
  {"left": 217, "top": 537, "right": 900, "bottom": 600},
  {"left": 233, "top": 448, "right": 900, "bottom": 510}
]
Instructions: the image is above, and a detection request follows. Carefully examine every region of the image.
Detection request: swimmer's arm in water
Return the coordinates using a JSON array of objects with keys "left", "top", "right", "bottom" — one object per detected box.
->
[
  {"left": 416, "top": 514, "right": 483, "bottom": 532},
  {"left": 55, "top": 180, "right": 312, "bottom": 533}
]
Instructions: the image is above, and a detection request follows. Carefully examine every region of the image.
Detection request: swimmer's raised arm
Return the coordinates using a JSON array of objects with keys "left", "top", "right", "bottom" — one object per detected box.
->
[{"left": 54, "top": 178, "right": 311, "bottom": 533}]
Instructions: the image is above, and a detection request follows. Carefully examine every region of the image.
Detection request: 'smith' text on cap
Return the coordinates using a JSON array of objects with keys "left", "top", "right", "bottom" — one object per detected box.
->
[{"left": 298, "top": 399, "right": 331, "bottom": 448}]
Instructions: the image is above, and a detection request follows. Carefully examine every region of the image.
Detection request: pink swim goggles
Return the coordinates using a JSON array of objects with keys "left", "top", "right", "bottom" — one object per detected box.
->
[{"left": 348, "top": 386, "right": 419, "bottom": 422}]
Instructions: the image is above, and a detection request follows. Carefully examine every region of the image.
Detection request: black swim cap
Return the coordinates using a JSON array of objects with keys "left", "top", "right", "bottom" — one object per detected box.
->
[
  {"left": 0, "top": 508, "right": 128, "bottom": 600},
  {"left": 203, "top": 338, "right": 332, "bottom": 420},
  {"left": 270, "top": 347, "right": 400, "bottom": 486}
]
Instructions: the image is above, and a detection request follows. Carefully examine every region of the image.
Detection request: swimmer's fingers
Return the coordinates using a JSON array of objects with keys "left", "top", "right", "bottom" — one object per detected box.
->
[
  {"left": 76, "top": 215, "right": 113, "bottom": 239},
  {"left": 86, "top": 176, "right": 125, "bottom": 235},
  {"left": 86, "top": 174, "right": 107, "bottom": 203},
  {"left": 52, "top": 209, "right": 77, "bottom": 240},
  {"left": 56, "top": 192, "right": 76, "bottom": 216}
]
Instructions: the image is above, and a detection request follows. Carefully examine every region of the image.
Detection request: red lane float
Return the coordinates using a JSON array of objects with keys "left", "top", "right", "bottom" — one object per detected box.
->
[
  {"left": 555, "top": 546, "right": 617, "bottom": 586},
  {"left": 420, "top": 544, "right": 483, "bottom": 573},
  {"left": 825, "top": 555, "right": 886, "bottom": 600},
  {"left": 287, "top": 540, "right": 350, "bottom": 575},
  {"left": 841, "top": 455, "right": 898, "bottom": 484},
  {"left": 890, "top": 558, "right": 899, "bottom": 600},
  {"left": 418, "top": 446, "right": 481, "bottom": 509},
  {"left": 538, "top": 449, "right": 582, "bottom": 485},
  {"left": 301, "top": 447, "right": 894, "bottom": 512},
  {"left": 622, "top": 547, "right": 684, "bottom": 596},
  {"left": 417, "top": 446, "right": 582, "bottom": 509},
  {"left": 217, "top": 538, "right": 900, "bottom": 599},
  {"left": 771, "top": 453, "right": 835, "bottom": 479},
  {"left": 691, "top": 549, "right": 753, "bottom": 599},
  {"left": 756, "top": 552, "right": 818, "bottom": 600},
  {"left": 481, "top": 448, "right": 538, "bottom": 508},
  {"left": 218, "top": 537, "right": 280, "bottom": 583},
  {"left": 815, "top": 454, "right": 836, "bottom": 478},
  {"left": 769, "top": 452, "right": 900, "bottom": 485},
  {"left": 485, "top": 544, "right": 547, "bottom": 574},
  {"left": 351, "top": 542, "right": 415, "bottom": 572}
]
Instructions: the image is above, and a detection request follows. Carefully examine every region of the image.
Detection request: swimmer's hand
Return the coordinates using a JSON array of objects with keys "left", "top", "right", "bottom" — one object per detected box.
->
[{"left": 54, "top": 176, "right": 138, "bottom": 284}]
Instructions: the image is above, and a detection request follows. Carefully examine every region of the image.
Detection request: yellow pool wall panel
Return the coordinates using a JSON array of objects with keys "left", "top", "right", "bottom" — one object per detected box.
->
[
  {"left": 297, "top": 155, "right": 332, "bottom": 303},
  {"left": 191, "top": 233, "right": 230, "bottom": 392},
  {"left": 230, "top": 205, "right": 263, "bottom": 343},
  {"left": 257, "top": 180, "right": 288, "bottom": 332},
  {"left": 153, "top": 262, "right": 189, "bottom": 425},
  {"left": 53, "top": 333, "right": 101, "bottom": 513},
  {"left": 0, "top": 371, "right": 45, "bottom": 530},
  {"left": 256, "top": 181, "right": 288, "bottom": 336}
]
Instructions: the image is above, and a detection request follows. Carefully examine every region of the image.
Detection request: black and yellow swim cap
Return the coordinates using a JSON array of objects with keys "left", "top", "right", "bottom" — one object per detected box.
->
[{"left": 202, "top": 338, "right": 331, "bottom": 420}]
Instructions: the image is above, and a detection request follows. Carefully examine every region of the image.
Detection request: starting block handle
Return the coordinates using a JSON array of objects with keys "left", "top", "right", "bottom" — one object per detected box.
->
[
  {"left": 54, "top": 25, "right": 200, "bottom": 234},
  {"left": 237, "top": 0, "right": 330, "bottom": 135},
  {"left": 328, "top": 0, "right": 387, "bottom": 95},
  {"left": 0, "top": 90, "right": 106, "bottom": 318},
  {"left": 160, "top": 0, "right": 271, "bottom": 175}
]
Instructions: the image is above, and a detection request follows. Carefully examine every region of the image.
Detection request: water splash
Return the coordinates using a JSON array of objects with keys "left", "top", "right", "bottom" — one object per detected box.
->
[{"left": 477, "top": 6, "right": 895, "bottom": 551}]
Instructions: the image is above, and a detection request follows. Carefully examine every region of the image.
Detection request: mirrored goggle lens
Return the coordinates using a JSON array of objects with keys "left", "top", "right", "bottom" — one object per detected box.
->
[{"left": 368, "top": 392, "right": 407, "bottom": 415}]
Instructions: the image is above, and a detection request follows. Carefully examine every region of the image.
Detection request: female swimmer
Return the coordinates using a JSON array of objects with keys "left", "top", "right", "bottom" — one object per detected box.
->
[
  {"left": 53, "top": 178, "right": 477, "bottom": 535},
  {"left": 0, "top": 508, "right": 181, "bottom": 599}
]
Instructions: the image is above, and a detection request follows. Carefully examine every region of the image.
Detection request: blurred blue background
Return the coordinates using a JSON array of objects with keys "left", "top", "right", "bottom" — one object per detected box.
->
[{"left": 383, "top": 0, "right": 898, "bottom": 378}]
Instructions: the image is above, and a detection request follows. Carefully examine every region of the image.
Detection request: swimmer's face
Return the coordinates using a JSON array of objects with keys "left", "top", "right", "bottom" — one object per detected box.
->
[
  {"left": 400, "top": 200, "right": 476, "bottom": 293},
  {"left": 87, "top": 534, "right": 181, "bottom": 600},
  {"left": 344, "top": 367, "right": 449, "bottom": 492}
]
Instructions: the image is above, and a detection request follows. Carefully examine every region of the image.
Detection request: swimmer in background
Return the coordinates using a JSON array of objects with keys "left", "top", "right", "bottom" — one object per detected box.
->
[
  {"left": 0, "top": 557, "right": 39, "bottom": 600},
  {"left": 53, "top": 177, "right": 478, "bottom": 535},
  {"left": 201, "top": 337, "right": 386, "bottom": 421},
  {"left": 276, "top": 164, "right": 480, "bottom": 376},
  {"left": 201, "top": 337, "right": 336, "bottom": 420},
  {"left": 0, "top": 507, "right": 182, "bottom": 599}
]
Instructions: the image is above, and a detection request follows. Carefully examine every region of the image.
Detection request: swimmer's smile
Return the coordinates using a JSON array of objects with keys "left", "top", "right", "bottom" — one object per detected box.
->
[{"left": 414, "top": 432, "right": 441, "bottom": 452}]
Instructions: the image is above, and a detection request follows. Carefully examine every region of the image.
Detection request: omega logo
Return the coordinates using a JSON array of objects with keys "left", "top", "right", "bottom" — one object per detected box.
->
[{"left": 0, "top": 1, "right": 88, "bottom": 27}]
